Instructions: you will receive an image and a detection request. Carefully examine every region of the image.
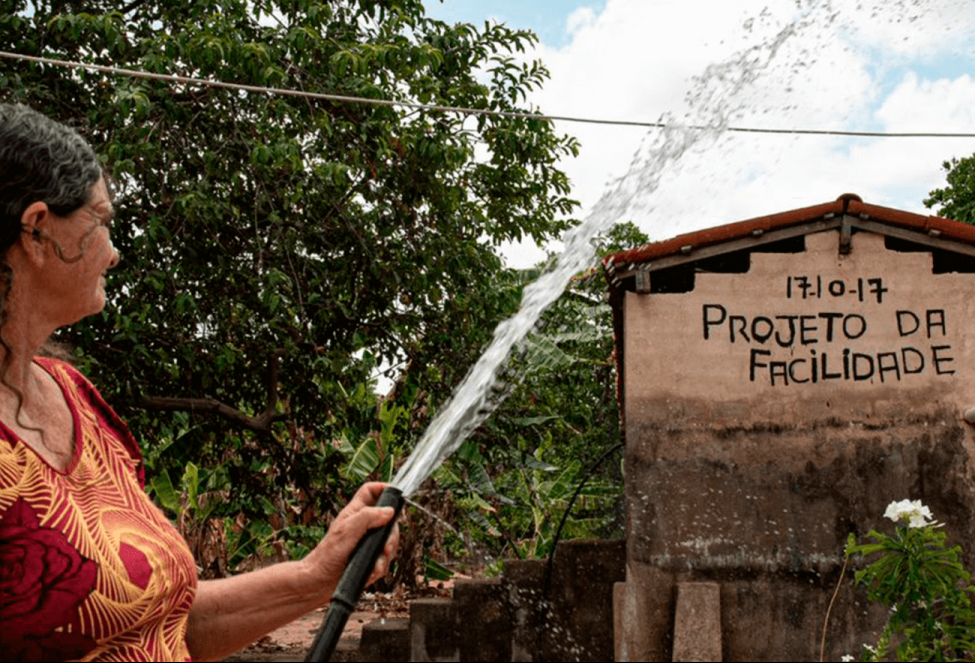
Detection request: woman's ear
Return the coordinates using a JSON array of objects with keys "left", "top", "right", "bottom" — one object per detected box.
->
[{"left": 16, "top": 201, "right": 51, "bottom": 263}]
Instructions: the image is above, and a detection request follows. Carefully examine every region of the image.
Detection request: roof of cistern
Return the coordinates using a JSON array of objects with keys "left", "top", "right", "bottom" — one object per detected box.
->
[{"left": 603, "top": 193, "right": 975, "bottom": 287}]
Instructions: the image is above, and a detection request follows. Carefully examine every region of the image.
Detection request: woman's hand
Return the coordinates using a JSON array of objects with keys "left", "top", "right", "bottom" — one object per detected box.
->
[
  {"left": 187, "top": 482, "right": 400, "bottom": 661},
  {"left": 300, "top": 482, "right": 400, "bottom": 600}
]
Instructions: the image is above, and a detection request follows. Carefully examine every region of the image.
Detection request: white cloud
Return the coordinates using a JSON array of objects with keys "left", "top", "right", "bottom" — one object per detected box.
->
[
  {"left": 565, "top": 6, "right": 596, "bottom": 36},
  {"left": 832, "top": 0, "right": 975, "bottom": 62},
  {"left": 877, "top": 72, "right": 975, "bottom": 133},
  {"left": 500, "top": 0, "right": 975, "bottom": 260}
]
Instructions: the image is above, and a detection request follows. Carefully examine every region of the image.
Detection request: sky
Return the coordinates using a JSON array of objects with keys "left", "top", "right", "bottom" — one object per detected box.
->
[{"left": 423, "top": 0, "right": 975, "bottom": 267}]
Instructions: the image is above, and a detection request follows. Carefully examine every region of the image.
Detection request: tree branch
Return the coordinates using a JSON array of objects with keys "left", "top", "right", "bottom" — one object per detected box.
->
[
  {"left": 137, "top": 349, "right": 287, "bottom": 433},
  {"left": 137, "top": 395, "right": 283, "bottom": 431},
  {"left": 120, "top": 0, "right": 150, "bottom": 15}
]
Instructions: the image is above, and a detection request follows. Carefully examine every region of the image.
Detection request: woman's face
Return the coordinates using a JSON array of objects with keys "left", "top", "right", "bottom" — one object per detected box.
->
[{"left": 42, "top": 176, "right": 120, "bottom": 324}]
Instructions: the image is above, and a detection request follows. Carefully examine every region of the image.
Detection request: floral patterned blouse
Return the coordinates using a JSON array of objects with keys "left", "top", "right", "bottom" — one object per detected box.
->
[{"left": 0, "top": 358, "right": 197, "bottom": 661}]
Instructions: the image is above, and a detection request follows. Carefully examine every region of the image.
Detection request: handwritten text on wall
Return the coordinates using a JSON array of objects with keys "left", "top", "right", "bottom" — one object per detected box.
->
[{"left": 701, "top": 275, "right": 955, "bottom": 387}]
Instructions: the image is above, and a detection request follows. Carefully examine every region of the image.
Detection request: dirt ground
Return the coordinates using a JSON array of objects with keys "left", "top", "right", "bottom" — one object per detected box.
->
[
  {"left": 220, "top": 606, "right": 406, "bottom": 662},
  {"left": 221, "top": 581, "right": 459, "bottom": 662}
]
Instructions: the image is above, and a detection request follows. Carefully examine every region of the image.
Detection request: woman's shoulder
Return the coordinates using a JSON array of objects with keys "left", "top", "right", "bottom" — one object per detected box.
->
[
  {"left": 35, "top": 357, "right": 110, "bottom": 414},
  {"left": 35, "top": 356, "right": 146, "bottom": 485},
  {"left": 34, "top": 356, "right": 83, "bottom": 384},
  {"left": 35, "top": 355, "right": 93, "bottom": 388}
]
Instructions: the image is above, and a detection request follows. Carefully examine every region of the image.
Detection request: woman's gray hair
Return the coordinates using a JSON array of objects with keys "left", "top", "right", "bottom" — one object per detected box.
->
[
  {"left": 0, "top": 105, "right": 100, "bottom": 419},
  {"left": 0, "top": 103, "right": 102, "bottom": 252}
]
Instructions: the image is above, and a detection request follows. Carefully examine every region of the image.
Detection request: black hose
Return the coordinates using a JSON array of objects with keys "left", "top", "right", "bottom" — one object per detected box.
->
[{"left": 542, "top": 442, "right": 624, "bottom": 598}]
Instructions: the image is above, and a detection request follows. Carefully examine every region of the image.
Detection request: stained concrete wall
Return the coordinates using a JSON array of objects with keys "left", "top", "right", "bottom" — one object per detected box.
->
[
  {"left": 616, "top": 230, "right": 975, "bottom": 660},
  {"left": 521, "top": 539, "right": 626, "bottom": 661},
  {"left": 352, "top": 539, "right": 625, "bottom": 662}
]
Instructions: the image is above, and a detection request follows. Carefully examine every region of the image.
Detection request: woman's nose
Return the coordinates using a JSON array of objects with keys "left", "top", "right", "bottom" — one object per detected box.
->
[{"left": 108, "top": 238, "right": 120, "bottom": 268}]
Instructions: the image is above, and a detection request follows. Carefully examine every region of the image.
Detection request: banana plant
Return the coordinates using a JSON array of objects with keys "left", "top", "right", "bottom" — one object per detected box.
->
[{"left": 341, "top": 400, "right": 407, "bottom": 482}]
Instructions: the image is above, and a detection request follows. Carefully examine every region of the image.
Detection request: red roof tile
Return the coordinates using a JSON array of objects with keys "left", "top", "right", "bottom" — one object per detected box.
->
[{"left": 602, "top": 194, "right": 969, "bottom": 275}]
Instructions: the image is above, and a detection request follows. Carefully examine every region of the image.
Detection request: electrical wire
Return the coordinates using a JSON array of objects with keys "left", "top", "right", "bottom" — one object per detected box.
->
[{"left": 2, "top": 50, "right": 975, "bottom": 139}]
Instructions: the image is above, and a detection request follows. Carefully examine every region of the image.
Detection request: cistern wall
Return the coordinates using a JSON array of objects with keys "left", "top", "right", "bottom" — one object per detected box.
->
[{"left": 616, "top": 230, "right": 975, "bottom": 661}]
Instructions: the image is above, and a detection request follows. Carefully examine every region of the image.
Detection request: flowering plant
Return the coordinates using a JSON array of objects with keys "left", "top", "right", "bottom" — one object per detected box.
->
[{"left": 844, "top": 500, "right": 975, "bottom": 661}]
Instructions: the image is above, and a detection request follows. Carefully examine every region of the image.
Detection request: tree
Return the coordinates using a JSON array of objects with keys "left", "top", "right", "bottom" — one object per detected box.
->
[
  {"left": 924, "top": 156, "right": 975, "bottom": 224},
  {"left": 0, "top": 0, "right": 579, "bottom": 573}
]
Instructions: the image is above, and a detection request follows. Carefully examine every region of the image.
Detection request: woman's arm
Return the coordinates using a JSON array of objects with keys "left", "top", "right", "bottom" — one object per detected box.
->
[{"left": 184, "top": 482, "right": 399, "bottom": 662}]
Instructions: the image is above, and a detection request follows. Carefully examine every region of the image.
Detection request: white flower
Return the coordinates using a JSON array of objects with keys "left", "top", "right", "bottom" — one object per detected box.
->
[
  {"left": 883, "top": 499, "right": 934, "bottom": 528},
  {"left": 841, "top": 655, "right": 855, "bottom": 662}
]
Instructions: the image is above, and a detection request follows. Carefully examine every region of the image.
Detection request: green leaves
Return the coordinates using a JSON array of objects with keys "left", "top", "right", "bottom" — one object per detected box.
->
[
  {"left": 925, "top": 156, "right": 975, "bottom": 225},
  {"left": 340, "top": 402, "right": 405, "bottom": 482},
  {"left": 343, "top": 436, "right": 382, "bottom": 481},
  {"left": 150, "top": 469, "right": 181, "bottom": 513},
  {"left": 149, "top": 461, "right": 224, "bottom": 524}
]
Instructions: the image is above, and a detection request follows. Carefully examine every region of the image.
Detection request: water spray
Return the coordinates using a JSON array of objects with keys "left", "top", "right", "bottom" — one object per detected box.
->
[{"left": 305, "top": 486, "right": 404, "bottom": 662}]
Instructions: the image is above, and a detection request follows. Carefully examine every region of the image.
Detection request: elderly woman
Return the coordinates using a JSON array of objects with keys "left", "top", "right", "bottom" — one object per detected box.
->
[{"left": 0, "top": 103, "right": 398, "bottom": 661}]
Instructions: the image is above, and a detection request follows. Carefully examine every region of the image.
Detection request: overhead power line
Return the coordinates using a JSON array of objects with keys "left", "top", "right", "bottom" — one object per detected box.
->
[{"left": 2, "top": 50, "right": 975, "bottom": 139}]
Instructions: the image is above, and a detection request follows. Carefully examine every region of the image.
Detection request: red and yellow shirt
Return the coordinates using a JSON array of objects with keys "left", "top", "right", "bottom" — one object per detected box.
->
[{"left": 0, "top": 358, "right": 197, "bottom": 661}]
